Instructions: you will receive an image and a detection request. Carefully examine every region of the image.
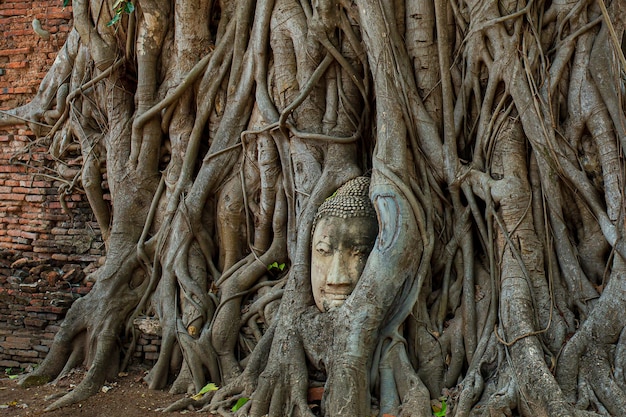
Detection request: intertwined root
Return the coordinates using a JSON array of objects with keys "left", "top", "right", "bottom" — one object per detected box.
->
[
  {"left": 2, "top": 0, "right": 625, "bottom": 415},
  {"left": 556, "top": 261, "right": 626, "bottom": 415}
]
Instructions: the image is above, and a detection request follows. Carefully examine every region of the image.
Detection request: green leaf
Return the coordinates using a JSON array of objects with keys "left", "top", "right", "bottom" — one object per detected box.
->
[
  {"left": 106, "top": 13, "right": 121, "bottom": 27},
  {"left": 191, "top": 382, "right": 218, "bottom": 400},
  {"left": 124, "top": 2, "right": 135, "bottom": 14},
  {"left": 8, "top": 375, "right": 19, "bottom": 380},
  {"left": 432, "top": 398, "right": 447, "bottom": 417},
  {"left": 268, "top": 262, "right": 286, "bottom": 272},
  {"left": 231, "top": 397, "right": 249, "bottom": 412}
]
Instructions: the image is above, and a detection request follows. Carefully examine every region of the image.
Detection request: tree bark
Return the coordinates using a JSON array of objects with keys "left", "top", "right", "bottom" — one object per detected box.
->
[{"left": 2, "top": 0, "right": 626, "bottom": 415}]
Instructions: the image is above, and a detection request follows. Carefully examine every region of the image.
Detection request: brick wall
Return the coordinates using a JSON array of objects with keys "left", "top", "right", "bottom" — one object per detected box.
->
[
  {"left": 0, "top": 1, "right": 103, "bottom": 262},
  {"left": 0, "top": 1, "right": 163, "bottom": 372},
  {"left": 0, "top": 1, "right": 72, "bottom": 108},
  {"left": 0, "top": 1, "right": 112, "bottom": 371},
  {"left": 0, "top": 132, "right": 105, "bottom": 262},
  {"left": 0, "top": 251, "right": 163, "bottom": 369},
  {"left": 0, "top": 251, "right": 93, "bottom": 369}
]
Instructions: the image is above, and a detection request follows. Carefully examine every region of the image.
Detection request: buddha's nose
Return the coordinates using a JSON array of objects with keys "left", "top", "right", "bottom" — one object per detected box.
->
[{"left": 327, "top": 253, "right": 352, "bottom": 286}]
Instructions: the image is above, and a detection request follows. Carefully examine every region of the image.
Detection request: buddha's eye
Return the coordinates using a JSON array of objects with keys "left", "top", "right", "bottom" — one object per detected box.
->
[
  {"left": 315, "top": 242, "right": 332, "bottom": 256},
  {"left": 351, "top": 246, "right": 368, "bottom": 257}
]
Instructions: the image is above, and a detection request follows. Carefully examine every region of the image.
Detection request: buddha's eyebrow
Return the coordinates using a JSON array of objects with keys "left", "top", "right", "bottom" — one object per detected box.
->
[
  {"left": 342, "top": 237, "right": 375, "bottom": 247},
  {"left": 314, "top": 235, "right": 334, "bottom": 246}
]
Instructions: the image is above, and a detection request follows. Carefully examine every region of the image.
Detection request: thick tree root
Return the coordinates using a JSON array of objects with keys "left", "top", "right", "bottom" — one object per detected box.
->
[{"left": 3, "top": 0, "right": 626, "bottom": 415}]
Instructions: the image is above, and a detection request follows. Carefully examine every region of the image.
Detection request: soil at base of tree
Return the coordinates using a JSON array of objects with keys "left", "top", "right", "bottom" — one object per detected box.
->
[{"left": 0, "top": 365, "right": 214, "bottom": 417}]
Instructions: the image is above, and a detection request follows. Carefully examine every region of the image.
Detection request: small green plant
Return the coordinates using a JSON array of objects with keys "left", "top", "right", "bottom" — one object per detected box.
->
[
  {"left": 4, "top": 367, "right": 24, "bottom": 379},
  {"left": 107, "top": 0, "right": 135, "bottom": 27},
  {"left": 267, "top": 261, "right": 286, "bottom": 272},
  {"left": 432, "top": 397, "right": 447, "bottom": 417}
]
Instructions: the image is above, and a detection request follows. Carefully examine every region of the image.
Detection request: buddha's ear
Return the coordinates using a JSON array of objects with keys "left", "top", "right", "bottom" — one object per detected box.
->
[{"left": 372, "top": 194, "right": 400, "bottom": 252}]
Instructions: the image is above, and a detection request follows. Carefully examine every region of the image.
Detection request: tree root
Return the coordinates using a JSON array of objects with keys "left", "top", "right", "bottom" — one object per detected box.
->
[{"left": 3, "top": 1, "right": 626, "bottom": 416}]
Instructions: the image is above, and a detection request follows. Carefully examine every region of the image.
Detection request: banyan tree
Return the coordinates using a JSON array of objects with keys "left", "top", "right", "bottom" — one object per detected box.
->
[{"left": 1, "top": 0, "right": 626, "bottom": 415}]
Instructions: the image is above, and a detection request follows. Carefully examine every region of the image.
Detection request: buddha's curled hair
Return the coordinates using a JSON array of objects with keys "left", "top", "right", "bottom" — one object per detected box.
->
[{"left": 313, "top": 177, "right": 377, "bottom": 232}]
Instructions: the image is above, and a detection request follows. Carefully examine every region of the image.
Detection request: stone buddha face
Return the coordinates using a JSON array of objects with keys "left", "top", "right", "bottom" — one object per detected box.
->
[{"left": 311, "top": 177, "right": 378, "bottom": 312}]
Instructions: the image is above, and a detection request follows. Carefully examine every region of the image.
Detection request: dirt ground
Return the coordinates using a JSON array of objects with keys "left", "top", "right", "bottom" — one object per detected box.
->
[{"left": 0, "top": 366, "right": 212, "bottom": 417}]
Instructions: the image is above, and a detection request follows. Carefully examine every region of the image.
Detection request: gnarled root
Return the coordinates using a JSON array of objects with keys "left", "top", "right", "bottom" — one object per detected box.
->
[
  {"left": 209, "top": 326, "right": 275, "bottom": 414},
  {"left": 19, "top": 255, "right": 143, "bottom": 410},
  {"left": 386, "top": 342, "right": 431, "bottom": 417},
  {"left": 246, "top": 331, "right": 313, "bottom": 417},
  {"left": 556, "top": 258, "right": 626, "bottom": 415}
]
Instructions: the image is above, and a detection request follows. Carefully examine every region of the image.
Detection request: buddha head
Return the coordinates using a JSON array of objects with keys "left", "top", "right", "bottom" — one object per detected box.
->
[{"left": 311, "top": 177, "right": 378, "bottom": 312}]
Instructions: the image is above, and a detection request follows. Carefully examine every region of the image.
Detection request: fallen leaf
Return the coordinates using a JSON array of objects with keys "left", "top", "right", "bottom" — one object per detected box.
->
[
  {"left": 191, "top": 382, "right": 218, "bottom": 400},
  {"left": 232, "top": 397, "right": 249, "bottom": 411}
]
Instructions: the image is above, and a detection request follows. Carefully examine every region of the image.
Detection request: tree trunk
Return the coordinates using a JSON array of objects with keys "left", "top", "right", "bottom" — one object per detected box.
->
[{"left": 2, "top": 0, "right": 626, "bottom": 415}]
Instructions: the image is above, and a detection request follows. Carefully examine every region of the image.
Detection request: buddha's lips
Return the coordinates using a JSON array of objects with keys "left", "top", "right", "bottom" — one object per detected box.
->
[{"left": 323, "top": 292, "right": 350, "bottom": 300}]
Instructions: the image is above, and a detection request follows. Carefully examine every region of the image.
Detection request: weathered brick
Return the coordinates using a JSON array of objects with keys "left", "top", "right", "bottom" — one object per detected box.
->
[
  {"left": 3, "top": 336, "right": 31, "bottom": 349},
  {"left": 0, "top": 193, "right": 26, "bottom": 200},
  {"left": 0, "top": 10, "right": 27, "bottom": 17},
  {"left": 1, "top": 87, "right": 34, "bottom": 94},
  {"left": 0, "top": 3, "right": 31, "bottom": 10},
  {"left": 4, "top": 61, "right": 28, "bottom": 69},
  {"left": 25, "top": 305, "right": 65, "bottom": 314},
  {"left": 32, "top": 246, "right": 54, "bottom": 253},
  {"left": 20, "top": 231, "right": 38, "bottom": 240},
  {"left": 0, "top": 359, "right": 20, "bottom": 367},
  {"left": 13, "top": 349, "right": 39, "bottom": 358},
  {"left": 9, "top": 243, "right": 32, "bottom": 251},
  {"left": 12, "top": 186, "right": 33, "bottom": 194},
  {"left": 24, "top": 317, "right": 47, "bottom": 328},
  {"left": 33, "top": 344, "right": 49, "bottom": 353}
]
